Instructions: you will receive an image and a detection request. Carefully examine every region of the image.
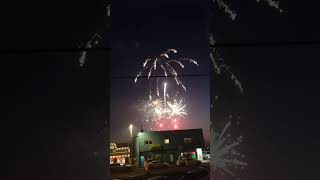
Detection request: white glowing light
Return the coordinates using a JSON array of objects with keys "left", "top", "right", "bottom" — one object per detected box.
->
[{"left": 129, "top": 124, "right": 133, "bottom": 137}]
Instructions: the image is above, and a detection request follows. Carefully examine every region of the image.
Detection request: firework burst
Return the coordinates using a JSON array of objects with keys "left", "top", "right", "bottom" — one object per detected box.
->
[
  {"left": 137, "top": 83, "right": 188, "bottom": 131},
  {"left": 167, "top": 99, "right": 187, "bottom": 118},
  {"left": 134, "top": 49, "right": 198, "bottom": 93},
  {"left": 137, "top": 97, "right": 187, "bottom": 131},
  {"left": 210, "top": 120, "right": 248, "bottom": 179}
]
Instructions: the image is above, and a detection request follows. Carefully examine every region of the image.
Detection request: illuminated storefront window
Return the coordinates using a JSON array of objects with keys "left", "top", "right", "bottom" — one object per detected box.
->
[{"left": 117, "top": 158, "right": 126, "bottom": 164}]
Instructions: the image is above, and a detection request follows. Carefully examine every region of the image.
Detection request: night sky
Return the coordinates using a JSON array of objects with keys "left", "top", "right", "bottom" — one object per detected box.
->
[{"left": 3, "top": 0, "right": 320, "bottom": 180}]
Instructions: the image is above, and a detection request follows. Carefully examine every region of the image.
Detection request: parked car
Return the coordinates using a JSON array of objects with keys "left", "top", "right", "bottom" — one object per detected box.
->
[
  {"left": 177, "top": 167, "right": 209, "bottom": 180},
  {"left": 145, "top": 160, "right": 169, "bottom": 171},
  {"left": 177, "top": 157, "right": 201, "bottom": 167}
]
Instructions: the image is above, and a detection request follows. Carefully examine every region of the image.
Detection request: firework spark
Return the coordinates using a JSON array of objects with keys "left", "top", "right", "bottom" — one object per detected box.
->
[
  {"left": 79, "top": 33, "right": 103, "bottom": 67},
  {"left": 210, "top": 121, "right": 247, "bottom": 178},
  {"left": 134, "top": 49, "right": 198, "bottom": 92}
]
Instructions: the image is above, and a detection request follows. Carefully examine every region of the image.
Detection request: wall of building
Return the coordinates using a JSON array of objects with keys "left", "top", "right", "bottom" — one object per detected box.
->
[
  {"left": 136, "top": 129, "right": 204, "bottom": 151},
  {"left": 133, "top": 129, "right": 204, "bottom": 166}
]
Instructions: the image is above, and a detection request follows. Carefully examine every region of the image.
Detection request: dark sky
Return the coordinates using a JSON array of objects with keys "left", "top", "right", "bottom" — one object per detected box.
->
[{"left": 3, "top": 0, "right": 320, "bottom": 180}]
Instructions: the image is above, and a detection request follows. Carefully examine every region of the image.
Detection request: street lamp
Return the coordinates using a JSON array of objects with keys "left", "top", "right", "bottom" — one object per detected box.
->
[
  {"left": 129, "top": 124, "right": 133, "bottom": 137},
  {"left": 128, "top": 124, "right": 133, "bottom": 165}
]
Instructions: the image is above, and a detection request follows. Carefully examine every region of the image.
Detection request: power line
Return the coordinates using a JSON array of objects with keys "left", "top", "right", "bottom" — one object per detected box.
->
[
  {"left": 1, "top": 40, "right": 320, "bottom": 55},
  {"left": 211, "top": 40, "right": 320, "bottom": 48},
  {"left": 0, "top": 47, "right": 111, "bottom": 55},
  {"left": 111, "top": 74, "right": 209, "bottom": 79}
]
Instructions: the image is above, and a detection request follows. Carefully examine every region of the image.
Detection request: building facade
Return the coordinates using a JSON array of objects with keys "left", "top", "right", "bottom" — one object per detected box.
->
[
  {"left": 133, "top": 129, "right": 205, "bottom": 167},
  {"left": 109, "top": 143, "right": 131, "bottom": 165}
]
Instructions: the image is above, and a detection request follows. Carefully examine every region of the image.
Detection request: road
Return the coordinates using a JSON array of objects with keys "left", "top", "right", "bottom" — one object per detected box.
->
[{"left": 111, "top": 163, "right": 210, "bottom": 180}]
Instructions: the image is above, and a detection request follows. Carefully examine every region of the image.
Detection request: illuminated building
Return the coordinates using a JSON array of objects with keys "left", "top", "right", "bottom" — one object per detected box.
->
[
  {"left": 109, "top": 143, "right": 131, "bottom": 164},
  {"left": 133, "top": 128, "right": 205, "bottom": 167}
]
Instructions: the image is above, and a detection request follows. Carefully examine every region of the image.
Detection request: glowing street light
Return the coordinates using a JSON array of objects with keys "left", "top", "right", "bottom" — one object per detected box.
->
[{"left": 129, "top": 124, "right": 133, "bottom": 137}]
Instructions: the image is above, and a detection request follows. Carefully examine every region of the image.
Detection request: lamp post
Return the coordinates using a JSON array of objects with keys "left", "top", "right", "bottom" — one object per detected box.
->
[
  {"left": 129, "top": 124, "right": 133, "bottom": 165},
  {"left": 129, "top": 124, "right": 133, "bottom": 137}
]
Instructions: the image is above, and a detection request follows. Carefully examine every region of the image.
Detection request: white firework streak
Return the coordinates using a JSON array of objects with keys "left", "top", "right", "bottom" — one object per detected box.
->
[
  {"left": 163, "top": 82, "right": 167, "bottom": 103},
  {"left": 160, "top": 64, "right": 168, "bottom": 77},
  {"left": 210, "top": 34, "right": 244, "bottom": 94},
  {"left": 156, "top": 78, "right": 160, "bottom": 97},
  {"left": 256, "top": 0, "right": 283, "bottom": 12},
  {"left": 106, "top": 4, "right": 111, "bottom": 16},
  {"left": 143, "top": 59, "right": 152, "bottom": 67},
  {"left": 149, "top": 89, "right": 152, "bottom": 101},
  {"left": 211, "top": 121, "right": 248, "bottom": 177},
  {"left": 216, "top": 0, "right": 237, "bottom": 20},
  {"left": 134, "top": 49, "right": 198, "bottom": 92},
  {"left": 213, "top": 0, "right": 282, "bottom": 21},
  {"left": 168, "top": 60, "right": 185, "bottom": 68},
  {"left": 79, "top": 33, "right": 102, "bottom": 67}
]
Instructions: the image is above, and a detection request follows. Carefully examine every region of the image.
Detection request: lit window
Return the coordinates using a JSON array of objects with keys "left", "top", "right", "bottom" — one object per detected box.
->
[
  {"left": 164, "top": 139, "right": 170, "bottom": 144},
  {"left": 184, "top": 138, "right": 192, "bottom": 144}
]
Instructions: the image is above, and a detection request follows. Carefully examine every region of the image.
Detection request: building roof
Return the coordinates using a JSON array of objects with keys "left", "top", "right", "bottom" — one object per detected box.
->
[{"left": 138, "top": 128, "right": 203, "bottom": 134}]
